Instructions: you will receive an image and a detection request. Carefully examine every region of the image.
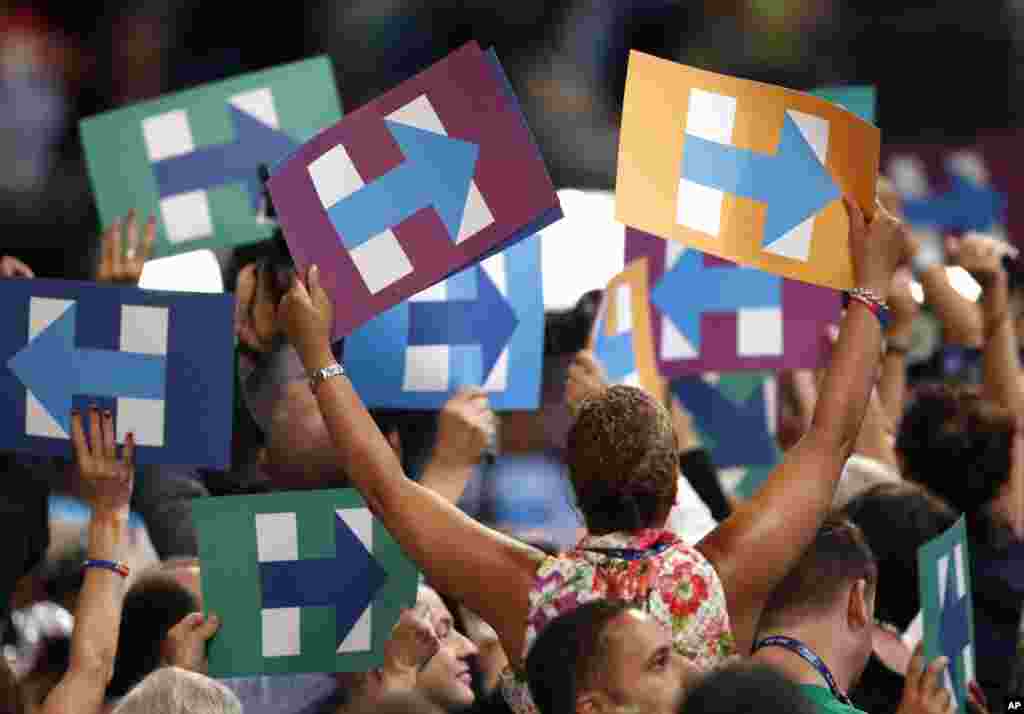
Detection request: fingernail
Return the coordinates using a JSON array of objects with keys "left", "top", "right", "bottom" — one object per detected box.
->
[
  {"left": 90, "top": 404, "right": 98, "bottom": 412},
  {"left": 103, "top": 410, "right": 112, "bottom": 418}
]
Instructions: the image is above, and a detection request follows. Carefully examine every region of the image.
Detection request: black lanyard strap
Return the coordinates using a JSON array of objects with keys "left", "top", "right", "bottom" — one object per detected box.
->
[{"left": 753, "top": 635, "right": 852, "bottom": 706}]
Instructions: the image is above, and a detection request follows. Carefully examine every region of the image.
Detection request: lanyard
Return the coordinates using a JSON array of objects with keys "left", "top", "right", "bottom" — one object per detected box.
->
[
  {"left": 583, "top": 540, "right": 674, "bottom": 561},
  {"left": 753, "top": 635, "right": 852, "bottom": 706}
]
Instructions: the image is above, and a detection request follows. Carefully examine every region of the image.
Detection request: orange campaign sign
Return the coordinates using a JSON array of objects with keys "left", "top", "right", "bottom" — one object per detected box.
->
[
  {"left": 589, "top": 258, "right": 663, "bottom": 398},
  {"left": 615, "top": 51, "right": 880, "bottom": 290}
]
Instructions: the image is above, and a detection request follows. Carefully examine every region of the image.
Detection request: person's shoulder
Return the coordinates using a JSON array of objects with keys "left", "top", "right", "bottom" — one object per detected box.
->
[{"left": 795, "top": 685, "right": 869, "bottom": 714}]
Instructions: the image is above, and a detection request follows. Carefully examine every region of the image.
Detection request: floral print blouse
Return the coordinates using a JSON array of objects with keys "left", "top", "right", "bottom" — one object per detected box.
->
[{"left": 501, "top": 528, "right": 735, "bottom": 714}]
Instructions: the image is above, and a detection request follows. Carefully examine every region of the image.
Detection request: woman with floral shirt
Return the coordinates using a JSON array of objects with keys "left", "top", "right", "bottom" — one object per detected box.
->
[{"left": 276, "top": 197, "right": 908, "bottom": 714}]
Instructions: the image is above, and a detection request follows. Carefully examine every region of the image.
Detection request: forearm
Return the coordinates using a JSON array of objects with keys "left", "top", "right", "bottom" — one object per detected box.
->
[
  {"left": 920, "top": 265, "right": 985, "bottom": 347},
  {"left": 807, "top": 301, "right": 885, "bottom": 457},
  {"left": 878, "top": 350, "right": 907, "bottom": 427},
  {"left": 418, "top": 459, "right": 475, "bottom": 505},
  {"left": 851, "top": 389, "right": 899, "bottom": 470},
  {"left": 982, "top": 306, "right": 1024, "bottom": 418},
  {"left": 42, "top": 511, "right": 129, "bottom": 714}
]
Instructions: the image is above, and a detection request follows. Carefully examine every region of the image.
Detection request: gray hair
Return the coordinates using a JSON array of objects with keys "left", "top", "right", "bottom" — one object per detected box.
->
[{"left": 112, "top": 667, "right": 242, "bottom": 714}]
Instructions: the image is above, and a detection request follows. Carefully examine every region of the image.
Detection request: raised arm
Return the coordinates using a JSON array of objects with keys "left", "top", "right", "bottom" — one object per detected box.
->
[
  {"left": 418, "top": 388, "right": 495, "bottom": 504},
  {"left": 43, "top": 410, "right": 135, "bottom": 714},
  {"left": 696, "top": 198, "right": 907, "bottom": 656},
  {"left": 950, "top": 234, "right": 1024, "bottom": 418},
  {"left": 278, "top": 268, "right": 543, "bottom": 667},
  {"left": 912, "top": 232, "right": 986, "bottom": 347},
  {"left": 878, "top": 268, "right": 918, "bottom": 427}
]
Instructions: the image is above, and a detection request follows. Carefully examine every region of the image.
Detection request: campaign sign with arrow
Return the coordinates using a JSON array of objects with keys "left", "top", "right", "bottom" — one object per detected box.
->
[
  {"left": 0, "top": 279, "right": 234, "bottom": 468},
  {"left": 343, "top": 234, "right": 543, "bottom": 410},
  {"left": 81, "top": 57, "right": 341, "bottom": 256},
  {"left": 626, "top": 228, "right": 839, "bottom": 377},
  {"left": 193, "top": 489, "right": 418, "bottom": 676},
  {"left": 918, "top": 516, "right": 975, "bottom": 713},
  {"left": 616, "top": 52, "right": 880, "bottom": 291},
  {"left": 266, "top": 42, "right": 561, "bottom": 338}
]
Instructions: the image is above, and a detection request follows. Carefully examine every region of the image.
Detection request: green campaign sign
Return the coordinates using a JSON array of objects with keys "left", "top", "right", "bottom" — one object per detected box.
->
[
  {"left": 82, "top": 57, "right": 341, "bottom": 256},
  {"left": 917, "top": 516, "right": 975, "bottom": 713},
  {"left": 811, "top": 85, "right": 877, "bottom": 125},
  {"left": 192, "top": 489, "right": 418, "bottom": 677}
]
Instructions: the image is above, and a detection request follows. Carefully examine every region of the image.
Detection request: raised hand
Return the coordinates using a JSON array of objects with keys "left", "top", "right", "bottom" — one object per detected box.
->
[
  {"left": 0, "top": 255, "right": 34, "bottom": 278},
  {"left": 896, "top": 646, "right": 955, "bottom": 714},
  {"left": 565, "top": 350, "right": 609, "bottom": 416},
  {"left": 949, "top": 232, "right": 1016, "bottom": 289},
  {"left": 71, "top": 406, "right": 134, "bottom": 516},
  {"left": 162, "top": 612, "right": 221, "bottom": 674},
  {"left": 277, "top": 264, "right": 334, "bottom": 370},
  {"left": 432, "top": 388, "right": 495, "bottom": 469},
  {"left": 96, "top": 211, "right": 156, "bottom": 284},
  {"left": 846, "top": 197, "right": 909, "bottom": 301}
]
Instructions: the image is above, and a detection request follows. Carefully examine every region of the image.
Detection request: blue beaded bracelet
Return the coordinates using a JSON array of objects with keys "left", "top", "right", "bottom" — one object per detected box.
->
[{"left": 83, "top": 559, "right": 130, "bottom": 578}]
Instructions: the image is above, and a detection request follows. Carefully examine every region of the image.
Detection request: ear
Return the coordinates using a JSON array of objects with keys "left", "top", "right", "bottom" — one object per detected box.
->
[{"left": 847, "top": 579, "right": 872, "bottom": 631}]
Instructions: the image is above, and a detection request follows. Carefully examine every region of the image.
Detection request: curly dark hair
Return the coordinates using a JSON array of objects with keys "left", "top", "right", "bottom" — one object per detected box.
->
[
  {"left": 895, "top": 383, "right": 1015, "bottom": 516},
  {"left": 567, "top": 385, "right": 678, "bottom": 534}
]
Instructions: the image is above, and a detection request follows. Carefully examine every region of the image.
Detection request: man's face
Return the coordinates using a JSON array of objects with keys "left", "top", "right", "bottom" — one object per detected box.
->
[
  {"left": 586, "top": 610, "right": 702, "bottom": 714},
  {"left": 415, "top": 587, "right": 478, "bottom": 712}
]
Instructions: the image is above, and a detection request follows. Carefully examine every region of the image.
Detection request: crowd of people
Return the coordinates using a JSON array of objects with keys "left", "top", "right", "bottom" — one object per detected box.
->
[{"left": 2, "top": 174, "right": 1024, "bottom": 714}]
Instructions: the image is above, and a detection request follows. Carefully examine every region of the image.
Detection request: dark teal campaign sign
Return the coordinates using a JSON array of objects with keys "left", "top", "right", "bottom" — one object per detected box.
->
[{"left": 0, "top": 279, "right": 234, "bottom": 468}]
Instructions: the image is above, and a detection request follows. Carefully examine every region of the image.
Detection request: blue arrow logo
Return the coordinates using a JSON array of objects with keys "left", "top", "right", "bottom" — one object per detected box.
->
[
  {"left": 408, "top": 267, "right": 518, "bottom": 381},
  {"left": 671, "top": 377, "right": 778, "bottom": 467},
  {"left": 938, "top": 557, "right": 971, "bottom": 706},
  {"left": 7, "top": 303, "right": 167, "bottom": 435},
  {"left": 327, "top": 122, "right": 479, "bottom": 250},
  {"left": 681, "top": 112, "right": 841, "bottom": 248},
  {"left": 903, "top": 173, "right": 1006, "bottom": 234},
  {"left": 151, "top": 105, "right": 300, "bottom": 210},
  {"left": 651, "top": 250, "right": 781, "bottom": 352},
  {"left": 260, "top": 512, "right": 387, "bottom": 650}
]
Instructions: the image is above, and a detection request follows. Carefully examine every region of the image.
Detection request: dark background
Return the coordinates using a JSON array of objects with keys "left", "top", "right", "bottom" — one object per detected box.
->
[{"left": 1, "top": 0, "right": 1020, "bottom": 278}]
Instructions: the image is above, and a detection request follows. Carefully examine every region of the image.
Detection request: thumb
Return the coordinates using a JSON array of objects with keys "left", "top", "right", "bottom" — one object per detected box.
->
[{"left": 196, "top": 613, "right": 221, "bottom": 640}]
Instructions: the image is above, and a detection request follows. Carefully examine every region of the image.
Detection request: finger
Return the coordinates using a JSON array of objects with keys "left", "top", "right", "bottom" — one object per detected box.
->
[
  {"left": 945, "top": 235, "right": 959, "bottom": 258},
  {"left": 102, "top": 409, "right": 116, "bottom": 460},
  {"left": 99, "top": 221, "right": 119, "bottom": 279},
  {"left": 174, "top": 612, "right": 206, "bottom": 633},
  {"left": 923, "top": 656, "right": 949, "bottom": 696},
  {"left": 843, "top": 196, "right": 866, "bottom": 235},
  {"left": 122, "top": 432, "right": 136, "bottom": 468},
  {"left": 70, "top": 409, "right": 87, "bottom": 463},
  {"left": 88, "top": 405, "right": 102, "bottom": 456},
  {"left": 7, "top": 257, "right": 34, "bottom": 278},
  {"left": 197, "top": 612, "right": 221, "bottom": 640},
  {"left": 125, "top": 209, "right": 140, "bottom": 260},
  {"left": 307, "top": 264, "right": 321, "bottom": 295},
  {"left": 141, "top": 215, "right": 157, "bottom": 261},
  {"left": 905, "top": 644, "right": 924, "bottom": 691},
  {"left": 111, "top": 214, "right": 127, "bottom": 275}
]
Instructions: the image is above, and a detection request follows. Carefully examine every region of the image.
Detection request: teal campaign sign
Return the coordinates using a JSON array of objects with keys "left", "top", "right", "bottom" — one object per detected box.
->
[
  {"left": 917, "top": 516, "right": 975, "bottom": 713},
  {"left": 81, "top": 57, "right": 341, "bottom": 257},
  {"left": 671, "top": 372, "right": 781, "bottom": 500},
  {"left": 811, "top": 85, "right": 877, "bottom": 125},
  {"left": 192, "top": 489, "right": 418, "bottom": 676}
]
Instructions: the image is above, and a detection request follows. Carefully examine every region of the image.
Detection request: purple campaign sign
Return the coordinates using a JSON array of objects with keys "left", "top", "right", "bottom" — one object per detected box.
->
[
  {"left": 626, "top": 228, "right": 839, "bottom": 375},
  {"left": 268, "top": 42, "right": 561, "bottom": 337}
]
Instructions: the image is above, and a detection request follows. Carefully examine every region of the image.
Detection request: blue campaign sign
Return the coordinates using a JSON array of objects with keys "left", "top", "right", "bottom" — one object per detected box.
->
[
  {"left": 651, "top": 249, "right": 782, "bottom": 353},
  {"left": 0, "top": 279, "right": 235, "bottom": 468},
  {"left": 902, "top": 172, "right": 1006, "bottom": 235},
  {"left": 681, "top": 113, "right": 841, "bottom": 249},
  {"left": 343, "top": 234, "right": 543, "bottom": 410},
  {"left": 671, "top": 376, "right": 778, "bottom": 468}
]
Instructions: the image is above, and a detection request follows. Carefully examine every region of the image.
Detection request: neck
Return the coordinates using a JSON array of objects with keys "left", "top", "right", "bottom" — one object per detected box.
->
[{"left": 753, "top": 623, "right": 857, "bottom": 694}]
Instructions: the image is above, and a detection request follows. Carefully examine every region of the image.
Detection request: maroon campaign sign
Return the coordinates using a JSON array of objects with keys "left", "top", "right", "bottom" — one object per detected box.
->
[
  {"left": 268, "top": 42, "right": 561, "bottom": 337},
  {"left": 626, "top": 228, "right": 839, "bottom": 376}
]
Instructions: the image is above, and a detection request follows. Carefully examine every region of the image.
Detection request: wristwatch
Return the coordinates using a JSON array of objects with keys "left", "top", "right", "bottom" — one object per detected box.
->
[{"left": 309, "top": 363, "right": 345, "bottom": 391}]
